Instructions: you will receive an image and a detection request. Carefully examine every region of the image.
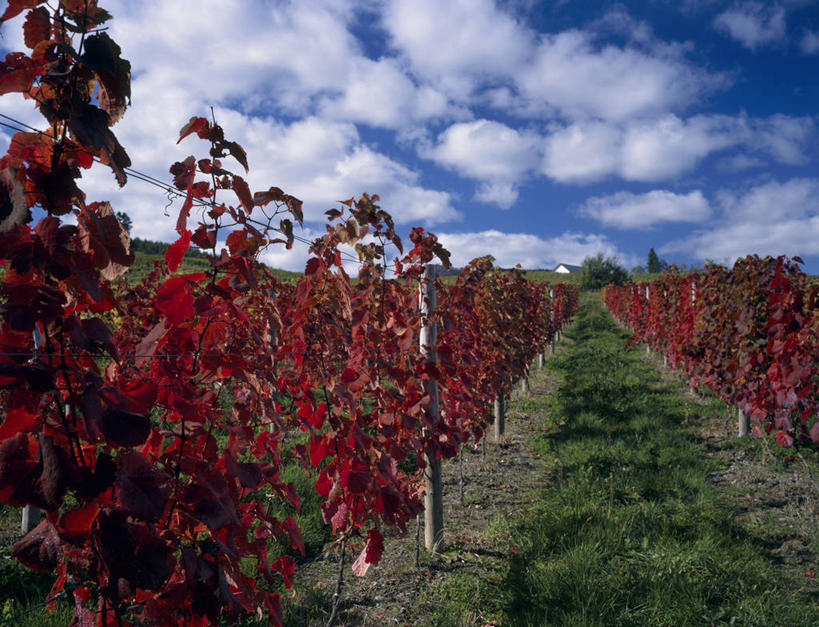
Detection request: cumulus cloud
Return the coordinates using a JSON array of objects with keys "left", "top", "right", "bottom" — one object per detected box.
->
[
  {"left": 424, "top": 120, "right": 540, "bottom": 181},
  {"left": 542, "top": 114, "right": 815, "bottom": 183},
  {"left": 516, "top": 30, "right": 719, "bottom": 121},
  {"left": 579, "top": 190, "right": 712, "bottom": 229},
  {"left": 474, "top": 183, "right": 519, "bottom": 210},
  {"left": 619, "top": 115, "right": 737, "bottom": 180},
  {"left": 422, "top": 120, "right": 540, "bottom": 208},
  {"left": 437, "top": 230, "right": 630, "bottom": 270},
  {"left": 713, "top": 2, "right": 786, "bottom": 49},
  {"left": 542, "top": 122, "right": 622, "bottom": 183},
  {"left": 663, "top": 178, "right": 819, "bottom": 261},
  {"left": 383, "top": 0, "right": 725, "bottom": 120},
  {"left": 381, "top": 0, "right": 533, "bottom": 100},
  {"left": 317, "top": 57, "right": 463, "bottom": 129},
  {"left": 102, "top": 0, "right": 465, "bottom": 131}
]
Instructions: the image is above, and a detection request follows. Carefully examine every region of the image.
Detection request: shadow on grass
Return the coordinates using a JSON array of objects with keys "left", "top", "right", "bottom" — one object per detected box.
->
[{"left": 443, "top": 294, "right": 819, "bottom": 627}]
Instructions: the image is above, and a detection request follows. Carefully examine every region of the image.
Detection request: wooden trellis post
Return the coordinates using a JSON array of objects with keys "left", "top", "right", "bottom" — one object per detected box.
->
[
  {"left": 22, "top": 327, "right": 42, "bottom": 534},
  {"left": 493, "top": 393, "right": 505, "bottom": 443},
  {"left": 420, "top": 264, "right": 444, "bottom": 552},
  {"left": 737, "top": 407, "right": 749, "bottom": 437}
]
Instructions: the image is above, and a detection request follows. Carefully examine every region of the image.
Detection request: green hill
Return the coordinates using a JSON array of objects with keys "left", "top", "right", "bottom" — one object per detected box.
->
[{"left": 126, "top": 237, "right": 302, "bottom": 284}]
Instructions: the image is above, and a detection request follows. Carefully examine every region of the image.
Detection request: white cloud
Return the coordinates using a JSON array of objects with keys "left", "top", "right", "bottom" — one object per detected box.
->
[
  {"left": 542, "top": 114, "right": 815, "bottom": 183},
  {"left": 517, "top": 30, "right": 718, "bottom": 121},
  {"left": 663, "top": 178, "right": 819, "bottom": 260},
  {"left": 474, "top": 183, "right": 519, "bottom": 209},
  {"left": 317, "top": 57, "right": 464, "bottom": 129},
  {"left": 749, "top": 114, "right": 815, "bottom": 164},
  {"left": 425, "top": 120, "right": 540, "bottom": 181},
  {"left": 382, "top": 0, "right": 533, "bottom": 100},
  {"left": 423, "top": 120, "right": 540, "bottom": 207},
  {"left": 109, "top": 0, "right": 358, "bottom": 109},
  {"left": 437, "top": 229, "right": 629, "bottom": 269},
  {"left": 383, "top": 0, "right": 725, "bottom": 121},
  {"left": 713, "top": 2, "right": 786, "bottom": 49},
  {"left": 579, "top": 190, "right": 712, "bottom": 229},
  {"left": 619, "top": 115, "right": 737, "bottom": 180},
  {"left": 104, "top": 0, "right": 463, "bottom": 130},
  {"left": 542, "top": 122, "right": 622, "bottom": 183},
  {"left": 802, "top": 30, "right": 819, "bottom": 53}
]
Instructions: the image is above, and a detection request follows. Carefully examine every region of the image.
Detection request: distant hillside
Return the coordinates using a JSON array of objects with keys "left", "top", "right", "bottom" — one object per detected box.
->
[
  {"left": 439, "top": 268, "right": 582, "bottom": 286},
  {"left": 125, "top": 237, "right": 302, "bottom": 284}
]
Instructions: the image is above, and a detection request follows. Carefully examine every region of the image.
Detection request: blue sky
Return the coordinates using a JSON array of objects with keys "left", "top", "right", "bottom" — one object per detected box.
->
[{"left": 2, "top": 0, "right": 819, "bottom": 272}]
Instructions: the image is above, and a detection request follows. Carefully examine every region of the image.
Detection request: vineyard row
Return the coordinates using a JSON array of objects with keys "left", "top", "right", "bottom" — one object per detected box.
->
[{"left": 602, "top": 256, "right": 819, "bottom": 449}]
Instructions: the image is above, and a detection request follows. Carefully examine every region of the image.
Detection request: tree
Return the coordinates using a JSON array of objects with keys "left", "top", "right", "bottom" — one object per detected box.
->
[
  {"left": 116, "top": 210, "right": 133, "bottom": 234},
  {"left": 647, "top": 248, "right": 660, "bottom": 273},
  {"left": 631, "top": 265, "right": 646, "bottom": 274},
  {"left": 580, "top": 253, "right": 630, "bottom": 290}
]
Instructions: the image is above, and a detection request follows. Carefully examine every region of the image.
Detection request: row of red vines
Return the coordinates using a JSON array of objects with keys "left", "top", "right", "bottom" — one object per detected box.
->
[
  {"left": 602, "top": 256, "right": 819, "bottom": 449},
  {"left": 0, "top": 2, "right": 577, "bottom": 624}
]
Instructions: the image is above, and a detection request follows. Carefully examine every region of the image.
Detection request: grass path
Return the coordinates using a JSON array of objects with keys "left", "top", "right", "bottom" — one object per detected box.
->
[{"left": 445, "top": 293, "right": 819, "bottom": 626}]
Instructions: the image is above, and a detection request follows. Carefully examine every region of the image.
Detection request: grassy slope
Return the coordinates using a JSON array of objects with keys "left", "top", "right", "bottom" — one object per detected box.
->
[
  {"left": 432, "top": 293, "right": 818, "bottom": 625},
  {"left": 125, "top": 246, "right": 302, "bottom": 284}
]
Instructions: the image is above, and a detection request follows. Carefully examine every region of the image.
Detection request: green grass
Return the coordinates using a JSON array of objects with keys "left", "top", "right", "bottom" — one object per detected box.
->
[
  {"left": 0, "top": 552, "right": 73, "bottom": 626},
  {"left": 123, "top": 241, "right": 302, "bottom": 284},
  {"left": 432, "top": 293, "right": 819, "bottom": 626}
]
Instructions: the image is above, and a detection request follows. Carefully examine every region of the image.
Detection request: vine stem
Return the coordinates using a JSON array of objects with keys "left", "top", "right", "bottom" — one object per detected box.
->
[
  {"left": 458, "top": 445, "right": 464, "bottom": 506},
  {"left": 414, "top": 513, "right": 421, "bottom": 568},
  {"left": 325, "top": 537, "right": 347, "bottom": 627}
]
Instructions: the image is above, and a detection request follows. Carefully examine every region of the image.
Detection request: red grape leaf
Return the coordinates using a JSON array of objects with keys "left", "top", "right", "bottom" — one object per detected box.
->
[
  {"left": 0, "top": 51, "right": 40, "bottom": 96},
  {"left": 177, "top": 116, "right": 210, "bottom": 144},
  {"left": 58, "top": 503, "right": 100, "bottom": 542},
  {"left": 117, "top": 451, "right": 169, "bottom": 522},
  {"left": 81, "top": 33, "right": 130, "bottom": 124},
  {"left": 11, "top": 519, "right": 61, "bottom": 571},
  {"left": 1, "top": 1, "right": 46, "bottom": 22},
  {"left": 231, "top": 175, "right": 253, "bottom": 211},
  {"left": 351, "top": 528, "right": 383, "bottom": 577},
  {"left": 281, "top": 516, "right": 304, "bottom": 556},
  {"left": 22, "top": 7, "right": 50, "bottom": 49},
  {"left": 165, "top": 229, "right": 191, "bottom": 273},
  {"left": 155, "top": 275, "right": 195, "bottom": 327},
  {"left": 0, "top": 406, "right": 40, "bottom": 440},
  {"left": 170, "top": 156, "right": 196, "bottom": 191},
  {"left": 99, "top": 407, "right": 151, "bottom": 447}
]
